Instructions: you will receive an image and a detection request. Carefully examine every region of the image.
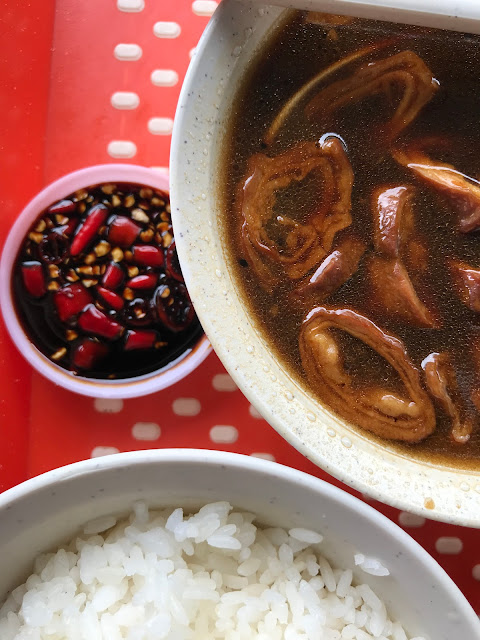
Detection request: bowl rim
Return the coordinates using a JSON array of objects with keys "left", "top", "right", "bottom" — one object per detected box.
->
[
  {"left": 0, "top": 448, "right": 478, "bottom": 632},
  {"left": 170, "top": 0, "right": 480, "bottom": 526},
  {"left": 0, "top": 164, "right": 211, "bottom": 399}
]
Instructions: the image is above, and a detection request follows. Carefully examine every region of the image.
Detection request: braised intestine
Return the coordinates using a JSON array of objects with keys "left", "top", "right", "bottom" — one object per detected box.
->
[
  {"left": 448, "top": 259, "right": 480, "bottom": 313},
  {"left": 422, "top": 352, "right": 473, "bottom": 444},
  {"left": 263, "top": 42, "right": 391, "bottom": 146},
  {"left": 372, "top": 186, "right": 416, "bottom": 258},
  {"left": 367, "top": 258, "right": 438, "bottom": 328},
  {"left": 372, "top": 184, "right": 429, "bottom": 272},
  {"left": 305, "top": 51, "right": 439, "bottom": 141},
  {"left": 367, "top": 185, "right": 438, "bottom": 328},
  {"left": 299, "top": 307, "right": 436, "bottom": 442},
  {"left": 237, "top": 137, "right": 353, "bottom": 288},
  {"left": 293, "top": 234, "right": 366, "bottom": 302},
  {"left": 392, "top": 147, "right": 480, "bottom": 232}
]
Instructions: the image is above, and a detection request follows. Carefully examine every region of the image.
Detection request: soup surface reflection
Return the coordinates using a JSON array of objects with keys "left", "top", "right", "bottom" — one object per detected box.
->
[{"left": 224, "top": 11, "right": 480, "bottom": 466}]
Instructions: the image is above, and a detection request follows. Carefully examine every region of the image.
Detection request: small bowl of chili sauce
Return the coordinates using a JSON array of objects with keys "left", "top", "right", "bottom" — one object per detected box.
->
[{"left": 0, "top": 165, "right": 210, "bottom": 398}]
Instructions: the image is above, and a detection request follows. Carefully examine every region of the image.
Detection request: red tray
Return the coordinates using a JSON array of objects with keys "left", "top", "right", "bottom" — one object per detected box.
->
[{"left": 1, "top": 0, "right": 479, "bottom": 613}]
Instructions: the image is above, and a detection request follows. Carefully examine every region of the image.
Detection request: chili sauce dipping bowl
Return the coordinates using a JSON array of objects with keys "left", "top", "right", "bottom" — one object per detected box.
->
[
  {"left": 0, "top": 449, "right": 479, "bottom": 639},
  {"left": 170, "top": 0, "right": 480, "bottom": 525},
  {"left": 0, "top": 164, "right": 211, "bottom": 399}
]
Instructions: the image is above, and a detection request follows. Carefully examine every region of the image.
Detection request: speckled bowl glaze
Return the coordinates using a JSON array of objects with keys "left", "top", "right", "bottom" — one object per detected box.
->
[
  {"left": 0, "top": 164, "right": 211, "bottom": 399},
  {"left": 170, "top": 0, "right": 480, "bottom": 525},
  {"left": 0, "top": 449, "right": 479, "bottom": 638}
]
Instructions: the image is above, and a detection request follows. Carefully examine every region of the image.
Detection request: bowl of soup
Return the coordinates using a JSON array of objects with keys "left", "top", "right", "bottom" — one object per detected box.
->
[
  {"left": 170, "top": 1, "right": 480, "bottom": 524},
  {"left": 1, "top": 449, "right": 479, "bottom": 639}
]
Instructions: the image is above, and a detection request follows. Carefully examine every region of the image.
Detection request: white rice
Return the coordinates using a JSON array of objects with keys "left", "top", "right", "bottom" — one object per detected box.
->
[
  {"left": 354, "top": 554, "right": 390, "bottom": 577},
  {"left": 0, "top": 502, "right": 427, "bottom": 640}
]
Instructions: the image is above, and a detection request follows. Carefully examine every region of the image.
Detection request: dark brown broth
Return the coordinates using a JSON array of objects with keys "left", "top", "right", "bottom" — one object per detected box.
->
[{"left": 223, "top": 12, "right": 480, "bottom": 467}]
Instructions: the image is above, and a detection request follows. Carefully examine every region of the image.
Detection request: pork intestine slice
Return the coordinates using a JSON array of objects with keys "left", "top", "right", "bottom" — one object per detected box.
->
[
  {"left": 299, "top": 306, "right": 436, "bottom": 442},
  {"left": 373, "top": 185, "right": 415, "bottom": 258},
  {"left": 264, "top": 41, "right": 391, "bottom": 146},
  {"left": 368, "top": 185, "right": 438, "bottom": 327},
  {"left": 448, "top": 259, "right": 480, "bottom": 313},
  {"left": 305, "top": 51, "right": 439, "bottom": 142},
  {"left": 367, "top": 257, "right": 438, "bottom": 328},
  {"left": 392, "top": 147, "right": 480, "bottom": 233},
  {"left": 422, "top": 352, "right": 473, "bottom": 444},
  {"left": 237, "top": 137, "right": 353, "bottom": 288},
  {"left": 293, "top": 234, "right": 366, "bottom": 301}
]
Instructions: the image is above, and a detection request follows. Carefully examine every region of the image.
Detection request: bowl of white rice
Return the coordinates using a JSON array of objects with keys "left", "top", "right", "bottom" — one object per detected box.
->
[{"left": 0, "top": 449, "right": 478, "bottom": 640}]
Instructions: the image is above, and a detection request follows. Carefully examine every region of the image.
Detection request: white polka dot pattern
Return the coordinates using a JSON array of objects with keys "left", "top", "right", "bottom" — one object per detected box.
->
[
  {"left": 212, "top": 373, "right": 237, "bottom": 392},
  {"left": 251, "top": 452, "right": 276, "bottom": 462},
  {"left": 113, "top": 43, "right": 142, "bottom": 61},
  {"left": 249, "top": 404, "right": 263, "bottom": 419},
  {"left": 91, "top": 446, "right": 120, "bottom": 458},
  {"left": 209, "top": 425, "right": 238, "bottom": 444},
  {"left": 111, "top": 91, "right": 140, "bottom": 110},
  {"left": 117, "top": 0, "right": 144, "bottom": 11},
  {"left": 148, "top": 117, "right": 174, "bottom": 135},
  {"left": 153, "top": 22, "right": 181, "bottom": 38},
  {"left": 192, "top": 0, "right": 218, "bottom": 16},
  {"left": 435, "top": 537, "right": 463, "bottom": 554},
  {"left": 151, "top": 69, "right": 179, "bottom": 87},
  {"left": 172, "top": 397, "right": 201, "bottom": 416},
  {"left": 398, "top": 511, "right": 426, "bottom": 528},
  {"left": 132, "top": 422, "right": 161, "bottom": 441},
  {"left": 107, "top": 140, "right": 137, "bottom": 158},
  {"left": 473, "top": 565, "right": 480, "bottom": 581},
  {"left": 94, "top": 398, "right": 124, "bottom": 413}
]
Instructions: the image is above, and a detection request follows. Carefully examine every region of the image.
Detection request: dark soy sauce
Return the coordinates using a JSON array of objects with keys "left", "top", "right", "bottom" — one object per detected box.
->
[{"left": 14, "top": 183, "right": 202, "bottom": 380}]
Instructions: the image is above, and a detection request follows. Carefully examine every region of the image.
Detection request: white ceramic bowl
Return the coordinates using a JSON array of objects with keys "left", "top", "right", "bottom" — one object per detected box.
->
[
  {"left": 0, "top": 164, "right": 211, "bottom": 398},
  {"left": 170, "top": 0, "right": 480, "bottom": 525},
  {"left": 0, "top": 449, "right": 478, "bottom": 638}
]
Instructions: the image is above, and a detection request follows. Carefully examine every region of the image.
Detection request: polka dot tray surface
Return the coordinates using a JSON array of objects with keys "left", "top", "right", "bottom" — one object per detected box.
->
[{"left": 1, "top": 0, "right": 479, "bottom": 615}]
